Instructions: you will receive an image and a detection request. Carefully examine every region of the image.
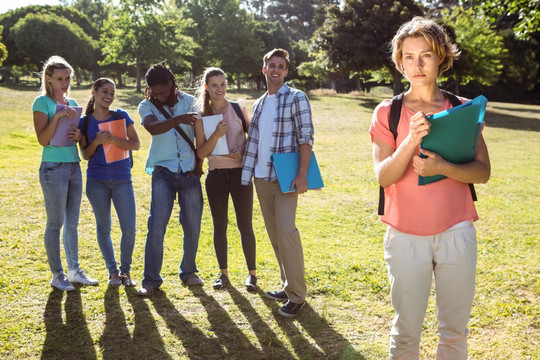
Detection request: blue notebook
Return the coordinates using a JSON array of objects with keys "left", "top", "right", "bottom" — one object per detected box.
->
[
  {"left": 419, "top": 95, "right": 487, "bottom": 185},
  {"left": 271, "top": 151, "right": 324, "bottom": 193}
]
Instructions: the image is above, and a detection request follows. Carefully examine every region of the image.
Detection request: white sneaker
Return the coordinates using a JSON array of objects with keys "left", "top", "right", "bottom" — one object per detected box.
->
[
  {"left": 68, "top": 269, "right": 99, "bottom": 286},
  {"left": 50, "top": 272, "right": 75, "bottom": 291}
]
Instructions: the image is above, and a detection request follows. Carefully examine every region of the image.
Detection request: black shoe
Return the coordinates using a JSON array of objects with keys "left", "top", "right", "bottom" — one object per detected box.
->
[
  {"left": 245, "top": 275, "right": 257, "bottom": 292},
  {"left": 212, "top": 274, "right": 229, "bottom": 290},
  {"left": 265, "top": 289, "right": 288, "bottom": 302},
  {"left": 278, "top": 300, "right": 305, "bottom": 318}
]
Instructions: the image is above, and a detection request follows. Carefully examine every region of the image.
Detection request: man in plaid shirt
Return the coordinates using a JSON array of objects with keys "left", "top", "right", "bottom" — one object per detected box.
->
[{"left": 241, "top": 48, "right": 314, "bottom": 318}]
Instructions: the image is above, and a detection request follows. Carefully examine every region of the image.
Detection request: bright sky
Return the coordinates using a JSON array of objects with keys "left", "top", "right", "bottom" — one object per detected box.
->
[{"left": 0, "top": 0, "right": 62, "bottom": 15}]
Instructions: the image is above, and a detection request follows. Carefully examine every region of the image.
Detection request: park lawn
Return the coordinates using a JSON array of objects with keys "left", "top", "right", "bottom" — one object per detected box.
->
[{"left": 0, "top": 84, "right": 538, "bottom": 359}]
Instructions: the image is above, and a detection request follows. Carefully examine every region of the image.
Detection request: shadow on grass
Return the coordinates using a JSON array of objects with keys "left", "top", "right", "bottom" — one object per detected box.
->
[
  {"left": 99, "top": 286, "right": 135, "bottom": 359},
  {"left": 485, "top": 109, "right": 540, "bottom": 132},
  {"left": 187, "top": 286, "right": 266, "bottom": 358},
  {"left": 227, "top": 286, "right": 296, "bottom": 359},
  {"left": 42, "top": 288, "right": 97, "bottom": 359},
  {"left": 260, "top": 294, "right": 366, "bottom": 360},
  {"left": 125, "top": 287, "right": 173, "bottom": 359},
  {"left": 149, "top": 289, "right": 226, "bottom": 359}
]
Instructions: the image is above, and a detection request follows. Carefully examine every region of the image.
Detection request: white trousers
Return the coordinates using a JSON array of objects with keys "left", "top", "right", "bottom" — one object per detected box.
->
[{"left": 384, "top": 221, "right": 477, "bottom": 360}]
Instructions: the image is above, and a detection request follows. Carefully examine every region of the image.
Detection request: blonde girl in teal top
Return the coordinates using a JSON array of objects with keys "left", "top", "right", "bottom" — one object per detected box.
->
[{"left": 32, "top": 55, "right": 98, "bottom": 291}]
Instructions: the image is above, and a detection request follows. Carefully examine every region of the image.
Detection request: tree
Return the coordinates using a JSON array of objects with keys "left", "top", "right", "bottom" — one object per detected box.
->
[
  {"left": 312, "top": 0, "right": 423, "bottom": 94},
  {"left": 0, "top": 26, "right": 7, "bottom": 67},
  {"left": 441, "top": 6, "right": 505, "bottom": 93},
  {"left": 0, "top": 5, "right": 99, "bottom": 70},
  {"left": 178, "top": 0, "right": 261, "bottom": 89},
  {"left": 473, "top": 0, "right": 540, "bottom": 39},
  {"left": 100, "top": 0, "right": 196, "bottom": 91},
  {"left": 11, "top": 12, "right": 97, "bottom": 84}
]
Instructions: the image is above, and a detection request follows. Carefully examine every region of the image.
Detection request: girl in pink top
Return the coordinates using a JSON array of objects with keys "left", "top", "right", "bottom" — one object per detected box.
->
[
  {"left": 194, "top": 67, "right": 257, "bottom": 292},
  {"left": 370, "top": 17, "right": 490, "bottom": 359}
]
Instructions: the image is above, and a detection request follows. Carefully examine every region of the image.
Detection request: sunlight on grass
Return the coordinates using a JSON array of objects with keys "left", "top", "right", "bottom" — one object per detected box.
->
[{"left": 0, "top": 84, "right": 538, "bottom": 359}]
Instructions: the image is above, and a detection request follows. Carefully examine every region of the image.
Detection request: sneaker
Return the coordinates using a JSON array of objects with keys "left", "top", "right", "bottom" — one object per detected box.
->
[
  {"left": 108, "top": 273, "right": 122, "bottom": 286},
  {"left": 265, "top": 290, "right": 288, "bottom": 302},
  {"left": 183, "top": 273, "right": 204, "bottom": 286},
  {"left": 136, "top": 286, "right": 154, "bottom": 296},
  {"left": 119, "top": 273, "right": 136, "bottom": 287},
  {"left": 68, "top": 268, "right": 99, "bottom": 286},
  {"left": 212, "top": 274, "right": 229, "bottom": 290},
  {"left": 278, "top": 300, "right": 305, "bottom": 318},
  {"left": 50, "top": 272, "right": 75, "bottom": 291},
  {"left": 245, "top": 275, "right": 257, "bottom": 292}
]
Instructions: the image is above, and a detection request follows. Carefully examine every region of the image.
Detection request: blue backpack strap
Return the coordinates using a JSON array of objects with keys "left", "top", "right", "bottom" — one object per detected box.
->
[{"left": 230, "top": 101, "right": 247, "bottom": 133}]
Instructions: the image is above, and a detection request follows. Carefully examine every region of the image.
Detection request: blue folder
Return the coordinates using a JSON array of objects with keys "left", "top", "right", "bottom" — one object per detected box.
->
[
  {"left": 419, "top": 95, "right": 487, "bottom": 185},
  {"left": 271, "top": 151, "right": 324, "bottom": 193}
]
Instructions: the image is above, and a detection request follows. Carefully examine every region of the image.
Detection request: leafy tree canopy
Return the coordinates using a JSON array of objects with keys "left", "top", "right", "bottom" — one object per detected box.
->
[{"left": 12, "top": 12, "right": 97, "bottom": 70}]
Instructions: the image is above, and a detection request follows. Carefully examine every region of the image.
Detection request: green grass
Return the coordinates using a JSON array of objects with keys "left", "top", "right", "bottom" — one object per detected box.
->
[{"left": 0, "top": 84, "right": 538, "bottom": 359}]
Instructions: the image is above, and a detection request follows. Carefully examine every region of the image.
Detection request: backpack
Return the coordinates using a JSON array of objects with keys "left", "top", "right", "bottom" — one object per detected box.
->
[
  {"left": 230, "top": 101, "right": 248, "bottom": 133},
  {"left": 81, "top": 109, "right": 133, "bottom": 168},
  {"left": 377, "top": 90, "right": 477, "bottom": 215}
]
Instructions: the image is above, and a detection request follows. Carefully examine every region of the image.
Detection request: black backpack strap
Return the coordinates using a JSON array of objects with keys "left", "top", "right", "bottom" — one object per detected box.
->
[
  {"left": 230, "top": 101, "right": 247, "bottom": 133},
  {"left": 378, "top": 93, "right": 404, "bottom": 215},
  {"left": 81, "top": 115, "right": 90, "bottom": 149}
]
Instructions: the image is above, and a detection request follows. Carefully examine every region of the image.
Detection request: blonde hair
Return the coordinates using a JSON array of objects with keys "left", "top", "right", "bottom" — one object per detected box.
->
[
  {"left": 391, "top": 17, "right": 460, "bottom": 77},
  {"left": 195, "top": 67, "right": 226, "bottom": 116},
  {"left": 39, "top": 55, "right": 74, "bottom": 98}
]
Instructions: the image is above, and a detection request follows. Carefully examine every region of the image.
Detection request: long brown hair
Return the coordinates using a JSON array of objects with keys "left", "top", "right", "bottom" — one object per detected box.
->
[
  {"left": 85, "top": 78, "right": 115, "bottom": 116},
  {"left": 195, "top": 67, "right": 226, "bottom": 116}
]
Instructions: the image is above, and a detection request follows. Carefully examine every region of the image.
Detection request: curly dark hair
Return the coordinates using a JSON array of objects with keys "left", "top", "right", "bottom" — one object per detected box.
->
[{"left": 144, "top": 61, "right": 179, "bottom": 107}]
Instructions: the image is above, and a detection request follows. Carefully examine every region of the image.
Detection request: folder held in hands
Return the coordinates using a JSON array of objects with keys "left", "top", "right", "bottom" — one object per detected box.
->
[
  {"left": 271, "top": 151, "right": 324, "bottom": 193},
  {"left": 419, "top": 95, "right": 487, "bottom": 185}
]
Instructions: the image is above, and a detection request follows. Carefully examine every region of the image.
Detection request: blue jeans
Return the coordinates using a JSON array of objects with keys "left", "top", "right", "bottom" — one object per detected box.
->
[
  {"left": 86, "top": 178, "right": 136, "bottom": 276},
  {"left": 39, "top": 162, "right": 82, "bottom": 274},
  {"left": 142, "top": 166, "right": 203, "bottom": 289}
]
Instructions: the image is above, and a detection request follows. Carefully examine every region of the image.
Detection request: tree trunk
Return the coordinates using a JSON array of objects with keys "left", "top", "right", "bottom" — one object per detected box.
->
[
  {"left": 390, "top": 67, "right": 403, "bottom": 95},
  {"left": 136, "top": 62, "right": 142, "bottom": 92},
  {"left": 454, "top": 77, "right": 460, "bottom": 96},
  {"left": 237, "top": 73, "right": 241, "bottom": 90}
]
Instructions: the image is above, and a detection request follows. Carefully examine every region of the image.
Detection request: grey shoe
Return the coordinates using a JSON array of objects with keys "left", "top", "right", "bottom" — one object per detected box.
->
[
  {"left": 50, "top": 272, "right": 75, "bottom": 291},
  {"left": 119, "top": 273, "right": 136, "bottom": 287},
  {"left": 68, "top": 268, "right": 99, "bottom": 286},
  {"left": 184, "top": 273, "right": 203, "bottom": 286},
  {"left": 136, "top": 286, "right": 154, "bottom": 296},
  {"left": 108, "top": 274, "right": 122, "bottom": 286}
]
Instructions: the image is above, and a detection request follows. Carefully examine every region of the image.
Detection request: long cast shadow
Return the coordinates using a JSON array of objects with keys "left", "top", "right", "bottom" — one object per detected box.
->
[
  {"left": 99, "top": 286, "right": 135, "bottom": 359},
  {"left": 125, "top": 287, "right": 173, "bottom": 359},
  {"left": 42, "top": 288, "right": 97, "bottom": 360},
  {"left": 188, "top": 286, "right": 265, "bottom": 358},
  {"left": 260, "top": 293, "right": 366, "bottom": 360},
  {"left": 227, "top": 286, "right": 295, "bottom": 359},
  {"left": 149, "top": 290, "right": 225, "bottom": 359}
]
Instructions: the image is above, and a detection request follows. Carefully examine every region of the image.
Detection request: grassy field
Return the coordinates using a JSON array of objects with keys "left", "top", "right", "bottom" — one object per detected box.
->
[{"left": 0, "top": 84, "right": 538, "bottom": 359}]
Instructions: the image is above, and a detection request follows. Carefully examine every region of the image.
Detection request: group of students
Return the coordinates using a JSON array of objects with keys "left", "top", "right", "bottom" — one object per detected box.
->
[
  {"left": 33, "top": 47, "right": 312, "bottom": 319},
  {"left": 32, "top": 16, "right": 490, "bottom": 359}
]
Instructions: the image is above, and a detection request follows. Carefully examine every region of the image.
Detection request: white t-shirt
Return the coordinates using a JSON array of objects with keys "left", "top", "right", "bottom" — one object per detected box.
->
[{"left": 254, "top": 94, "right": 277, "bottom": 178}]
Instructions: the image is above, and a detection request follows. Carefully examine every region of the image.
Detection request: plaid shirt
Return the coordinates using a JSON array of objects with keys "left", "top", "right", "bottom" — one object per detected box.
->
[{"left": 241, "top": 84, "right": 314, "bottom": 185}]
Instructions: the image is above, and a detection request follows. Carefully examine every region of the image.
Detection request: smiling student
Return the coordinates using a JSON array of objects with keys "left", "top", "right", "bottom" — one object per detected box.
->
[
  {"left": 79, "top": 78, "right": 140, "bottom": 287},
  {"left": 32, "top": 55, "right": 98, "bottom": 291},
  {"left": 370, "top": 17, "right": 491, "bottom": 359},
  {"left": 241, "top": 49, "right": 314, "bottom": 318},
  {"left": 194, "top": 67, "right": 257, "bottom": 291}
]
